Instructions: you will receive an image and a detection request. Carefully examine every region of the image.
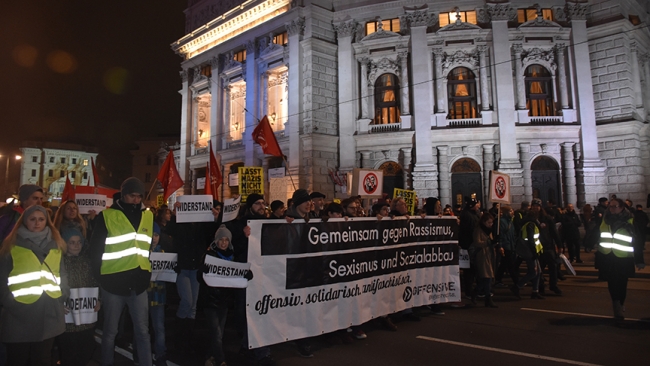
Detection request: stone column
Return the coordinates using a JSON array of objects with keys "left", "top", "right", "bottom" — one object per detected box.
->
[
  {"left": 222, "top": 78, "right": 232, "bottom": 145},
  {"left": 561, "top": 142, "right": 577, "bottom": 207},
  {"left": 482, "top": 144, "right": 495, "bottom": 202},
  {"left": 398, "top": 51, "right": 410, "bottom": 115},
  {"left": 334, "top": 19, "right": 358, "bottom": 170},
  {"left": 405, "top": 5, "right": 436, "bottom": 198},
  {"left": 643, "top": 54, "right": 650, "bottom": 118},
  {"left": 401, "top": 147, "right": 413, "bottom": 190},
  {"left": 631, "top": 42, "right": 644, "bottom": 110},
  {"left": 437, "top": 146, "right": 450, "bottom": 205},
  {"left": 433, "top": 48, "right": 446, "bottom": 114},
  {"left": 244, "top": 40, "right": 258, "bottom": 167},
  {"left": 567, "top": 1, "right": 604, "bottom": 175},
  {"left": 262, "top": 71, "right": 269, "bottom": 119},
  {"left": 179, "top": 69, "right": 191, "bottom": 193},
  {"left": 359, "top": 150, "right": 373, "bottom": 169},
  {"left": 488, "top": 3, "right": 519, "bottom": 169},
  {"left": 513, "top": 44, "right": 526, "bottom": 110},
  {"left": 519, "top": 143, "right": 532, "bottom": 202},
  {"left": 359, "top": 57, "right": 370, "bottom": 119},
  {"left": 478, "top": 45, "right": 490, "bottom": 111},
  {"left": 556, "top": 43, "right": 569, "bottom": 110},
  {"left": 286, "top": 17, "right": 305, "bottom": 172},
  {"left": 209, "top": 57, "right": 222, "bottom": 151}
]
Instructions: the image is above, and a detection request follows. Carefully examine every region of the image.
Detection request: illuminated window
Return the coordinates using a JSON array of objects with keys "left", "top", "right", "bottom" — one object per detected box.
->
[
  {"left": 200, "top": 64, "right": 212, "bottom": 77},
  {"left": 230, "top": 82, "right": 246, "bottom": 141},
  {"left": 83, "top": 159, "right": 88, "bottom": 166},
  {"left": 517, "top": 8, "right": 553, "bottom": 23},
  {"left": 267, "top": 69, "right": 288, "bottom": 132},
  {"left": 366, "top": 18, "right": 400, "bottom": 35},
  {"left": 273, "top": 32, "right": 288, "bottom": 46},
  {"left": 447, "top": 67, "right": 478, "bottom": 119},
  {"left": 525, "top": 65, "right": 555, "bottom": 116},
  {"left": 233, "top": 49, "right": 246, "bottom": 62},
  {"left": 439, "top": 10, "right": 477, "bottom": 27},
  {"left": 373, "top": 74, "right": 401, "bottom": 125},
  {"left": 195, "top": 94, "right": 211, "bottom": 148}
]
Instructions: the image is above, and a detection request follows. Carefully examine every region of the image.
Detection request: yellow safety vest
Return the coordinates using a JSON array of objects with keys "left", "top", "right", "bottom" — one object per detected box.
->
[
  {"left": 599, "top": 218, "right": 634, "bottom": 258},
  {"left": 521, "top": 222, "right": 543, "bottom": 254},
  {"left": 7, "top": 246, "right": 62, "bottom": 304},
  {"left": 101, "top": 209, "right": 153, "bottom": 275}
]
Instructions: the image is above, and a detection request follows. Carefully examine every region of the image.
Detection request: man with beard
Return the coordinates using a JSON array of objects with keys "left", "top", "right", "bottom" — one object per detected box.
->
[
  {"left": 596, "top": 198, "right": 645, "bottom": 321},
  {"left": 309, "top": 192, "right": 326, "bottom": 219}
]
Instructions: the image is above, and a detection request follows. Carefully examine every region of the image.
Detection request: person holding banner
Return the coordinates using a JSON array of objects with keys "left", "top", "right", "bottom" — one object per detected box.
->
[
  {"left": 147, "top": 223, "right": 173, "bottom": 366},
  {"left": 167, "top": 200, "right": 222, "bottom": 355},
  {"left": 201, "top": 225, "right": 236, "bottom": 366},
  {"left": 58, "top": 228, "right": 100, "bottom": 366},
  {"left": 87, "top": 177, "right": 154, "bottom": 366},
  {"left": 0, "top": 204, "right": 68, "bottom": 366}
]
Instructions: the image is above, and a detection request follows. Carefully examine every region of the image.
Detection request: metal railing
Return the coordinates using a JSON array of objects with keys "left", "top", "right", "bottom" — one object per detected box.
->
[
  {"left": 447, "top": 118, "right": 482, "bottom": 127},
  {"left": 369, "top": 122, "right": 402, "bottom": 133}
]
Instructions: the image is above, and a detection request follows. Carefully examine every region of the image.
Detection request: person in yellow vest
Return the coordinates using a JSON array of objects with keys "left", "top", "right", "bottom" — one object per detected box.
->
[
  {"left": 595, "top": 198, "right": 645, "bottom": 321},
  {"left": 0, "top": 204, "right": 68, "bottom": 366},
  {"left": 88, "top": 177, "right": 153, "bottom": 366}
]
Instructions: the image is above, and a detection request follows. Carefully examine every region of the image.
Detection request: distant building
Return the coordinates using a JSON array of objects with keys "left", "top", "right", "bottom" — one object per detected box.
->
[
  {"left": 19, "top": 142, "right": 99, "bottom": 202},
  {"left": 130, "top": 136, "right": 180, "bottom": 206},
  {"left": 172, "top": 0, "right": 650, "bottom": 208}
]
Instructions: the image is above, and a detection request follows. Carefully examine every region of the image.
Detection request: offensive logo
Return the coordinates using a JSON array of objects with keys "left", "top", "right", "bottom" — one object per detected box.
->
[{"left": 402, "top": 286, "right": 413, "bottom": 302}]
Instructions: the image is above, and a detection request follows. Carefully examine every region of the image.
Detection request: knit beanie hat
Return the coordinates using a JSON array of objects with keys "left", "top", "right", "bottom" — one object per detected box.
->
[
  {"left": 213, "top": 224, "right": 233, "bottom": 250},
  {"left": 121, "top": 177, "right": 145, "bottom": 197},
  {"left": 246, "top": 193, "right": 264, "bottom": 208},
  {"left": 19, "top": 184, "right": 43, "bottom": 204},
  {"left": 292, "top": 189, "right": 311, "bottom": 207},
  {"left": 153, "top": 222, "right": 161, "bottom": 235},
  {"left": 270, "top": 200, "right": 285, "bottom": 212},
  {"left": 61, "top": 228, "right": 84, "bottom": 246},
  {"left": 22, "top": 204, "right": 49, "bottom": 222},
  {"left": 424, "top": 197, "right": 439, "bottom": 215}
]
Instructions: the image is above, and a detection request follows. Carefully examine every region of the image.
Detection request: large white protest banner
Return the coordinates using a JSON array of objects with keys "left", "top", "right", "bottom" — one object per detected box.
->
[
  {"left": 176, "top": 195, "right": 214, "bottom": 223},
  {"left": 65, "top": 287, "right": 99, "bottom": 325},
  {"left": 221, "top": 196, "right": 241, "bottom": 223},
  {"left": 203, "top": 255, "right": 251, "bottom": 288},
  {"left": 149, "top": 252, "right": 178, "bottom": 282},
  {"left": 75, "top": 194, "right": 107, "bottom": 214},
  {"left": 245, "top": 217, "right": 460, "bottom": 348}
]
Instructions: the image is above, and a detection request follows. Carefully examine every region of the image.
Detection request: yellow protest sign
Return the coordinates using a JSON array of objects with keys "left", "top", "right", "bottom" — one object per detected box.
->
[
  {"left": 393, "top": 188, "right": 416, "bottom": 215},
  {"left": 239, "top": 167, "right": 264, "bottom": 203},
  {"left": 157, "top": 194, "right": 164, "bottom": 207}
]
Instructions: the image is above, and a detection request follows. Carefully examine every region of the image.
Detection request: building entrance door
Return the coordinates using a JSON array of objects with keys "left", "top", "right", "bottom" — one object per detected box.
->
[
  {"left": 531, "top": 156, "right": 561, "bottom": 207},
  {"left": 379, "top": 161, "right": 403, "bottom": 197},
  {"left": 451, "top": 158, "right": 483, "bottom": 208}
]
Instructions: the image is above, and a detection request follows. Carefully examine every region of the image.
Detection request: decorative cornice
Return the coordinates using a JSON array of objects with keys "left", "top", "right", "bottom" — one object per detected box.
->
[
  {"left": 483, "top": 2, "right": 517, "bottom": 22},
  {"left": 518, "top": 16, "right": 562, "bottom": 29},
  {"left": 565, "top": 1, "right": 588, "bottom": 21},
  {"left": 259, "top": 34, "right": 284, "bottom": 57},
  {"left": 209, "top": 56, "right": 219, "bottom": 70},
  {"left": 246, "top": 40, "right": 256, "bottom": 54},
  {"left": 368, "top": 57, "right": 400, "bottom": 84},
  {"left": 222, "top": 51, "right": 243, "bottom": 71},
  {"left": 180, "top": 70, "right": 189, "bottom": 83},
  {"left": 403, "top": 4, "right": 438, "bottom": 28},
  {"left": 333, "top": 18, "right": 358, "bottom": 39},
  {"left": 522, "top": 47, "right": 556, "bottom": 71},
  {"left": 286, "top": 17, "right": 305, "bottom": 37},
  {"left": 512, "top": 43, "right": 524, "bottom": 54},
  {"left": 442, "top": 50, "right": 479, "bottom": 73}
]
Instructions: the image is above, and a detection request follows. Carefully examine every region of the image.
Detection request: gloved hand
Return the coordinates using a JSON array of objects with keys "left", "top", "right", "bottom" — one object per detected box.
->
[{"left": 244, "top": 269, "right": 254, "bottom": 281}]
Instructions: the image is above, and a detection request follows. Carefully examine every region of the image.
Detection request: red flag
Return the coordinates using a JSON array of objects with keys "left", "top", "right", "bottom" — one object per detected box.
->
[
  {"left": 88, "top": 157, "right": 100, "bottom": 187},
  {"left": 61, "top": 175, "right": 75, "bottom": 202},
  {"left": 204, "top": 162, "right": 212, "bottom": 197},
  {"left": 208, "top": 141, "right": 222, "bottom": 201},
  {"left": 252, "top": 115, "right": 283, "bottom": 157},
  {"left": 156, "top": 151, "right": 184, "bottom": 201}
]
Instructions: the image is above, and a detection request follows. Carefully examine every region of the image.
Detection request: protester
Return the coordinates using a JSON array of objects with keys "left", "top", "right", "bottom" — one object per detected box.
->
[
  {"left": 423, "top": 197, "right": 441, "bottom": 216},
  {"left": 370, "top": 202, "right": 390, "bottom": 218},
  {"left": 389, "top": 197, "right": 409, "bottom": 217},
  {"left": 470, "top": 213, "right": 498, "bottom": 307},
  {"left": 0, "top": 184, "right": 44, "bottom": 242},
  {"left": 633, "top": 204, "right": 648, "bottom": 246},
  {"left": 88, "top": 177, "right": 154, "bottom": 366},
  {"left": 536, "top": 202, "right": 563, "bottom": 296},
  {"left": 53, "top": 200, "right": 93, "bottom": 241},
  {"left": 309, "top": 192, "right": 326, "bottom": 219},
  {"left": 326, "top": 202, "right": 344, "bottom": 219},
  {"left": 562, "top": 204, "right": 582, "bottom": 263},
  {"left": 166, "top": 200, "right": 222, "bottom": 354},
  {"left": 202, "top": 224, "right": 243, "bottom": 366},
  {"left": 510, "top": 200, "right": 544, "bottom": 300},
  {"left": 581, "top": 203, "right": 599, "bottom": 253},
  {"left": 58, "top": 228, "right": 99, "bottom": 366},
  {"left": 269, "top": 200, "right": 286, "bottom": 219},
  {"left": 595, "top": 198, "right": 645, "bottom": 321},
  {"left": 148, "top": 223, "right": 173, "bottom": 365},
  {"left": 154, "top": 207, "right": 173, "bottom": 234},
  {"left": 0, "top": 205, "right": 68, "bottom": 366},
  {"left": 495, "top": 205, "right": 518, "bottom": 288},
  {"left": 459, "top": 196, "right": 481, "bottom": 300}
]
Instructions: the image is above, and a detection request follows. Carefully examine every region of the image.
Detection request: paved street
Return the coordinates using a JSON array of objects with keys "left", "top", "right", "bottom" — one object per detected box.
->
[{"left": 92, "top": 248, "right": 650, "bottom": 366}]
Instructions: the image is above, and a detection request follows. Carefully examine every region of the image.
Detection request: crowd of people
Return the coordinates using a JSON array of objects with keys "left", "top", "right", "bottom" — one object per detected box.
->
[{"left": 0, "top": 179, "right": 647, "bottom": 366}]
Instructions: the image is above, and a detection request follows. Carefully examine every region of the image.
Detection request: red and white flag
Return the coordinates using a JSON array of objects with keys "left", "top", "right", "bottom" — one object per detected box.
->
[
  {"left": 157, "top": 151, "right": 184, "bottom": 201},
  {"left": 252, "top": 115, "right": 283, "bottom": 157}
]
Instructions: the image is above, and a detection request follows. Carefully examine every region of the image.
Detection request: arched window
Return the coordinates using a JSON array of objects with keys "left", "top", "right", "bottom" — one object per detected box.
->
[
  {"left": 447, "top": 67, "right": 478, "bottom": 119},
  {"left": 373, "top": 74, "right": 401, "bottom": 125},
  {"left": 525, "top": 65, "right": 554, "bottom": 116}
]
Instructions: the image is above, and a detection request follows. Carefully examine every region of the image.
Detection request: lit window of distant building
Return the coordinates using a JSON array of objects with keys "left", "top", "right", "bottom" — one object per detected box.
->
[
  {"left": 439, "top": 10, "right": 477, "bottom": 27},
  {"left": 366, "top": 18, "right": 400, "bottom": 35}
]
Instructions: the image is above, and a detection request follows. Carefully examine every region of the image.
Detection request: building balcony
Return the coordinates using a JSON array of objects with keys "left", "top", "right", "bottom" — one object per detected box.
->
[{"left": 369, "top": 122, "right": 402, "bottom": 133}]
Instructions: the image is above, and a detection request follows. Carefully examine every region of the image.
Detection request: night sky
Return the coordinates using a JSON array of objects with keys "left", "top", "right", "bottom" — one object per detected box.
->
[{"left": 0, "top": 1, "right": 187, "bottom": 180}]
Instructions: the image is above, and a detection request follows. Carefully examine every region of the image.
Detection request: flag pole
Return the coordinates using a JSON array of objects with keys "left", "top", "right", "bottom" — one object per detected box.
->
[
  {"left": 146, "top": 179, "right": 158, "bottom": 203},
  {"left": 281, "top": 155, "right": 297, "bottom": 191}
]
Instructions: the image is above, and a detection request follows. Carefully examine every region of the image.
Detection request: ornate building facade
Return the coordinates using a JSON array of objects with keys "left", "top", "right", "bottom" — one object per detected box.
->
[{"left": 173, "top": 0, "right": 650, "bottom": 208}]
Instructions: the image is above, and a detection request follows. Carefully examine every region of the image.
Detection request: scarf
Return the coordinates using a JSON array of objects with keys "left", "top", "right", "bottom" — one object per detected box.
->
[{"left": 17, "top": 225, "right": 52, "bottom": 250}]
